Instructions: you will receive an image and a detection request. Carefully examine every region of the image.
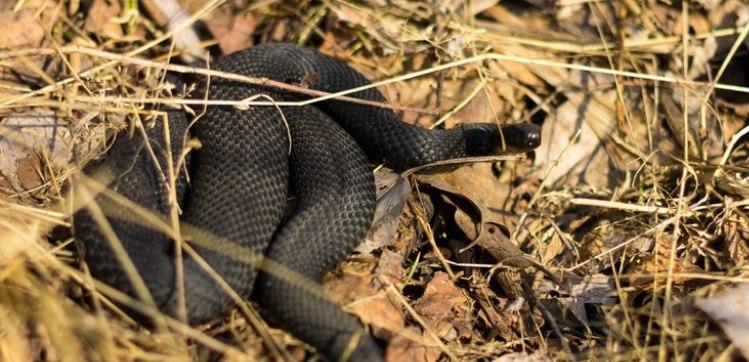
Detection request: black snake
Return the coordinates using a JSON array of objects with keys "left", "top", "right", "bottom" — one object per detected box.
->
[{"left": 73, "top": 43, "right": 541, "bottom": 360}]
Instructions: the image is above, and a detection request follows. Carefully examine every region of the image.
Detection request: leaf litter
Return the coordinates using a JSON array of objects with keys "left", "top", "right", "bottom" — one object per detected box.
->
[{"left": 2, "top": 0, "right": 749, "bottom": 360}]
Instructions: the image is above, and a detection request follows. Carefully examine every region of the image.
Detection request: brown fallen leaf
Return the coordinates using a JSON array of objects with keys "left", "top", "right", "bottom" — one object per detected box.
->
[
  {"left": 496, "top": 351, "right": 553, "bottom": 362},
  {"left": 83, "top": 0, "right": 123, "bottom": 39},
  {"left": 628, "top": 232, "right": 704, "bottom": 291},
  {"left": 472, "top": 276, "right": 518, "bottom": 339},
  {"left": 723, "top": 205, "right": 749, "bottom": 265},
  {"left": 374, "top": 249, "right": 407, "bottom": 287},
  {"left": 325, "top": 254, "right": 378, "bottom": 303},
  {"left": 462, "top": 216, "right": 560, "bottom": 285},
  {"left": 417, "top": 161, "right": 530, "bottom": 239},
  {"left": 534, "top": 94, "right": 613, "bottom": 188},
  {"left": 660, "top": 89, "right": 723, "bottom": 160},
  {"left": 0, "top": 9, "right": 45, "bottom": 49},
  {"left": 450, "top": 79, "right": 508, "bottom": 123},
  {"left": 205, "top": 10, "right": 258, "bottom": 54},
  {"left": 547, "top": 273, "right": 617, "bottom": 328},
  {"left": 329, "top": 2, "right": 405, "bottom": 52},
  {"left": 327, "top": 250, "right": 408, "bottom": 346},
  {"left": 474, "top": 220, "right": 538, "bottom": 270},
  {"left": 385, "top": 326, "right": 441, "bottom": 362},
  {"left": 696, "top": 283, "right": 749, "bottom": 359},
  {"left": 413, "top": 272, "right": 471, "bottom": 341},
  {"left": 0, "top": 113, "right": 72, "bottom": 196},
  {"left": 347, "top": 290, "right": 405, "bottom": 341},
  {"left": 14, "top": 153, "right": 42, "bottom": 191}
]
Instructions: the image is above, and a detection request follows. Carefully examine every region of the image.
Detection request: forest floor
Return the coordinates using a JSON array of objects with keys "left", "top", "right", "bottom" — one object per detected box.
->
[{"left": 1, "top": 0, "right": 749, "bottom": 361}]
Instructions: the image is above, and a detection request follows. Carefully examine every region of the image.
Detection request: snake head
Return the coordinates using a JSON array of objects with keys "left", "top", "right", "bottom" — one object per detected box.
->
[
  {"left": 497, "top": 122, "right": 541, "bottom": 152},
  {"left": 460, "top": 122, "right": 541, "bottom": 156}
]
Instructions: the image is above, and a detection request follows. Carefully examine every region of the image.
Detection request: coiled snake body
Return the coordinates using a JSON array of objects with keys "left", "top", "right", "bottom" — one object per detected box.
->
[{"left": 73, "top": 44, "right": 540, "bottom": 360}]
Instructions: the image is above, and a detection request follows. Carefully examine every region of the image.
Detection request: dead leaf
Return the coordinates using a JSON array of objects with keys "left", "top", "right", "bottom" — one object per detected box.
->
[
  {"left": 358, "top": 169, "right": 411, "bottom": 254},
  {"left": 417, "top": 162, "right": 529, "bottom": 238},
  {"left": 496, "top": 351, "right": 553, "bottom": 362},
  {"left": 472, "top": 278, "right": 518, "bottom": 338},
  {"left": 347, "top": 290, "right": 405, "bottom": 340},
  {"left": 723, "top": 206, "right": 749, "bottom": 265},
  {"left": 15, "top": 153, "right": 41, "bottom": 191},
  {"left": 475, "top": 221, "right": 536, "bottom": 269},
  {"left": 533, "top": 87, "right": 615, "bottom": 188},
  {"left": 0, "top": 9, "right": 44, "bottom": 48},
  {"left": 204, "top": 10, "right": 257, "bottom": 54},
  {"left": 451, "top": 80, "right": 507, "bottom": 123},
  {"left": 83, "top": 0, "right": 123, "bottom": 39},
  {"left": 564, "top": 273, "right": 617, "bottom": 304},
  {"left": 327, "top": 250, "right": 409, "bottom": 343},
  {"left": 661, "top": 89, "right": 723, "bottom": 160},
  {"left": 385, "top": 326, "right": 441, "bottom": 362},
  {"left": 330, "top": 2, "right": 404, "bottom": 51},
  {"left": 413, "top": 272, "right": 471, "bottom": 341},
  {"left": 0, "top": 113, "right": 72, "bottom": 194},
  {"left": 374, "top": 249, "right": 407, "bottom": 286},
  {"left": 143, "top": 0, "right": 207, "bottom": 62},
  {"left": 532, "top": 273, "right": 617, "bottom": 331},
  {"left": 628, "top": 233, "right": 704, "bottom": 290},
  {"left": 696, "top": 284, "right": 749, "bottom": 359},
  {"left": 325, "top": 255, "right": 378, "bottom": 303}
]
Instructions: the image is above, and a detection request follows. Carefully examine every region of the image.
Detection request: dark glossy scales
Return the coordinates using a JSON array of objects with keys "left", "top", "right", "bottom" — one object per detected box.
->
[{"left": 74, "top": 43, "right": 540, "bottom": 361}]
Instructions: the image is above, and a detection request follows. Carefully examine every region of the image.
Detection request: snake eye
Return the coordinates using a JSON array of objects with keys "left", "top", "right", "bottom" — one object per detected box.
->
[{"left": 524, "top": 130, "right": 541, "bottom": 148}]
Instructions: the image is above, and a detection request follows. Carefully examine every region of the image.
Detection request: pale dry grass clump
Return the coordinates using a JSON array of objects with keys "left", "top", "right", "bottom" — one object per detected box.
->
[{"left": 1, "top": 0, "right": 749, "bottom": 360}]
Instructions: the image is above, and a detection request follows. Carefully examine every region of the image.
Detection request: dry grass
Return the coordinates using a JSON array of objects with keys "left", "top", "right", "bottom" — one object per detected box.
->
[{"left": 1, "top": 0, "right": 749, "bottom": 360}]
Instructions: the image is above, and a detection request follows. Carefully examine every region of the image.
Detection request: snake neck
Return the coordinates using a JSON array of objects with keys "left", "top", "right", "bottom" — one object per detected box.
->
[{"left": 458, "top": 123, "right": 500, "bottom": 156}]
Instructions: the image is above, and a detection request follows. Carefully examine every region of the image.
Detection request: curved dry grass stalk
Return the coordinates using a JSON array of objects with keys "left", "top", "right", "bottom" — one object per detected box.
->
[
  {"left": 71, "top": 172, "right": 334, "bottom": 357},
  {"left": 569, "top": 198, "right": 674, "bottom": 215},
  {"left": 0, "top": 46, "right": 437, "bottom": 115},
  {"left": 384, "top": 282, "right": 458, "bottom": 360},
  {"left": 72, "top": 182, "right": 165, "bottom": 331},
  {"left": 0, "top": 0, "right": 226, "bottom": 107},
  {"left": 479, "top": 21, "right": 746, "bottom": 54},
  {"left": 4, "top": 44, "right": 749, "bottom": 119},
  {"left": 2, "top": 0, "right": 749, "bottom": 359},
  {"left": 72, "top": 171, "right": 345, "bottom": 310}
]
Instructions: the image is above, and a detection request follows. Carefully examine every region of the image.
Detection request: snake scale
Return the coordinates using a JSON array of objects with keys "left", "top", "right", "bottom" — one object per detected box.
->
[{"left": 73, "top": 43, "right": 541, "bottom": 360}]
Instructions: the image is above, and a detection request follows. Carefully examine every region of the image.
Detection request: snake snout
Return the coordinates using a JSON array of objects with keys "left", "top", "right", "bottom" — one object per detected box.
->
[
  {"left": 521, "top": 125, "right": 541, "bottom": 148},
  {"left": 499, "top": 122, "right": 541, "bottom": 151}
]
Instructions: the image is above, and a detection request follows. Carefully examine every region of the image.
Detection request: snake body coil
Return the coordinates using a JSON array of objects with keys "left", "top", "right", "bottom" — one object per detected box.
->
[{"left": 73, "top": 44, "right": 540, "bottom": 360}]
